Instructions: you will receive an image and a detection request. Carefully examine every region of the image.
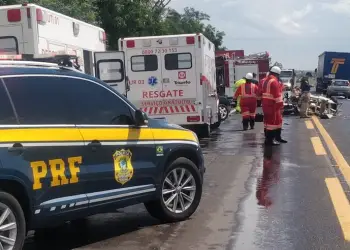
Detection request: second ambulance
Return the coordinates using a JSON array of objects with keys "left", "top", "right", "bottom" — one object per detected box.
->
[{"left": 118, "top": 34, "right": 220, "bottom": 137}]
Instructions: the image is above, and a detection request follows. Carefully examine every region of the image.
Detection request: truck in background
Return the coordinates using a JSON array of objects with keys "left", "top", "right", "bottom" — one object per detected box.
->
[
  {"left": 116, "top": 33, "right": 220, "bottom": 137},
  {"left": 316, "top": 51, "right": 350, "bottom": 93},
  {"left": 214, "top": 51, "right": 269, "bottom": 105},
  {"left": 280, "top": 69, "right": 296, "bottom": 89}
]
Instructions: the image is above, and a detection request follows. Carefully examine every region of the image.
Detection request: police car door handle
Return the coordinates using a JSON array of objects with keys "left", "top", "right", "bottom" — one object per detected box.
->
[
  {"left": 87, "top": 140, "right": 101, "bottom": 150},
  {"left": 8, "top": 143, "right": 24, "bottom": 154}
]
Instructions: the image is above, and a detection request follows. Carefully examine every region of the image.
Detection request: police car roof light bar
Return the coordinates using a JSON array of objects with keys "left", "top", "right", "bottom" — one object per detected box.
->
[
  {"left": 0, "top": 53, "right": 81, "bottom": 71},
  {"left": 0, "top": 60, "right": 58, "bottom": 67}
]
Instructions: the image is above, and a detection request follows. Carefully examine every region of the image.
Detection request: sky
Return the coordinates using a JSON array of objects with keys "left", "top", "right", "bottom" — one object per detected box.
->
[{"left": 169, "top": 0, "right": 350, "bottom": 70}]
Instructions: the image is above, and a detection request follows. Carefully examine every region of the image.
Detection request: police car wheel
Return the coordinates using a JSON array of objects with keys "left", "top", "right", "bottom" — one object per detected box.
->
[
  {"left": 144, "top": 157, "right": 202, "bottom": 223},
  {"left": 0, "top": 192, "right": 26, "bottom": 250}
]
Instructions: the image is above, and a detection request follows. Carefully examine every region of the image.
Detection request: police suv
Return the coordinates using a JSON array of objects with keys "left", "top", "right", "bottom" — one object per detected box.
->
[{"left": 0, "top": 55, "right": 205, "bottom": 249}]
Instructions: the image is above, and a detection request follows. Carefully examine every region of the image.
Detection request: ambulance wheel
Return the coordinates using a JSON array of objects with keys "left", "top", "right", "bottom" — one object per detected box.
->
[{"left": 196, "top": 124, "right": 211, "bottom": 138}]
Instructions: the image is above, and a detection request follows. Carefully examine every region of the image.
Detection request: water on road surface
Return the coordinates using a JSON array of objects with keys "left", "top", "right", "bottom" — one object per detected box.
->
[{"left": 24, "top": 105, "right": 350, "bottom": 250}]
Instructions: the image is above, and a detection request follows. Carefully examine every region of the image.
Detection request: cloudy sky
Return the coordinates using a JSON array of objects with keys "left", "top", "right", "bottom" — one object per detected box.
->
[{"left": 170, "top": 0, "right": 350, "bottom": 70}]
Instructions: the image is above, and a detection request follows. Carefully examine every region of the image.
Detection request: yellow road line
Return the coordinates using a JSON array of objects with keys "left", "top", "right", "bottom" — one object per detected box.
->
[
  {"left": 305, "top": 120, "right": 314, "bottom": 129},
  {"left": 312, "top": 116, "right": 350, "bottom": 186},
  {"left": 310, "top": 137, "right": 327, "bottom": 155},
  {"left": 325, "top": 178, "right": 350, "bottom": 241}
]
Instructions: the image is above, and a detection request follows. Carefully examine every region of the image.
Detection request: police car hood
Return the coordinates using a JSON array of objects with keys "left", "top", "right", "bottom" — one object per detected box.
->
[{"left": 147, "top": 118, "right": 187, "bottom": 130}]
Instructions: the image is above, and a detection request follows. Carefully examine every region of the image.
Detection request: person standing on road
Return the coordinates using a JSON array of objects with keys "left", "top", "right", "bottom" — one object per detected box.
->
[
  {"left": 233, "top": 77, "right": 246, "bottom": 113},
  {"left": 261, "top": 66, "right": 284, "bottom": 145},
  {"left": 252, "top": 73, "right": 259, "bottom": 85},
  {"left": 275, "top": 78, "right": 287, "bottom": 143},
  {"left": 299, "top": 76, "right": 311, "bottom": 118},
  {"left": 234, "top": 73, "right": 259, "bottom": 130}
]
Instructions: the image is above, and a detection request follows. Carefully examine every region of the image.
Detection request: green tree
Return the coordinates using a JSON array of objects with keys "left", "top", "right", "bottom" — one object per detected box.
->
[
  {"left": 163, "top": 7, "right": 226, "bottom": 50},
  {"left": 95, "top": 0, "right": 170, "bottom": 49}
]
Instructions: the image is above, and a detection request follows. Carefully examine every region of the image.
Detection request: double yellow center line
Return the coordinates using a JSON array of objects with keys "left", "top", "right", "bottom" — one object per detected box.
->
[{"left": 309, "top": 116, "right": 350, "bottom": 241}]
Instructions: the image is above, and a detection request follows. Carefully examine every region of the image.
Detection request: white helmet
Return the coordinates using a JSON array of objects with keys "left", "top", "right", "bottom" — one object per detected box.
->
[
  {"left": 270, "top": 66, "right": 281, "bottom": 75},
  {"left": 245, "top": 72, "right": 253, "bottom": 80}
]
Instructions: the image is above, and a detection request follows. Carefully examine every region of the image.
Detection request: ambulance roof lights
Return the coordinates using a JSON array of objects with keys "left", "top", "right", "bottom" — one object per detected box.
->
[
  {"left": 126, "top": 40, "right": 135, "bottom": 48},
  {"left": 186, "top": 36, "right": 195, "bottom": 44},
  {"left": 7, "top": 9, "right": 21, "bottom": 22},
  {"left": 99, "top": 31, "right": 106, "bottom": 42}
]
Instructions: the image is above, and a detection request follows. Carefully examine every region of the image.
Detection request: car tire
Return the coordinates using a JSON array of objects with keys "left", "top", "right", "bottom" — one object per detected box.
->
[
  {"left": 219, "top": 104, "right": 229, "bottom": 121},
  {"left": 144, "top": 157, "right": 203, "bottom": 223},
  {"left": 0, "top": 191, "right": 26, "bottom": 250}
]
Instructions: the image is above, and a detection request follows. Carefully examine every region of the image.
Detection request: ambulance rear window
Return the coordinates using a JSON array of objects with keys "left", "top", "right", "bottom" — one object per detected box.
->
[
  {"left": 0, "top": 36, "right": 18, "bottom": 54},
  {"left": 131, "top": 55, "right": 158, "bottom": 72},
  {"left": 164, "top": 53, "right": 192, "bottom": 70}
]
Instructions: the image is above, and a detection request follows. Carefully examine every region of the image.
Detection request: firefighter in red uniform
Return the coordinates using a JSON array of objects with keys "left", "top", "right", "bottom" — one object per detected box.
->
[
  {"left": 261, "top": 66, "right": 284, "bottom": 145},
  {"left": 234, "top": 73, "right": 259, "bottom": 130}
]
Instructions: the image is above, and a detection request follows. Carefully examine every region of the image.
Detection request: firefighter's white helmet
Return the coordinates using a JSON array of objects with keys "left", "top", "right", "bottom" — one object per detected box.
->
[
  {"left": 245, "top": 72, "right": 253, "bottom": 80},
  {"left": 270, "top": 66, "right": 281, "bottom": 75}
]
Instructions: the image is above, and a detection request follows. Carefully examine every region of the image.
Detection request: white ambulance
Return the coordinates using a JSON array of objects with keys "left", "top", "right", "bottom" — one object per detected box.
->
[
  {"left": 0, "top": 4, "right": 110, "bottom": 75},
  {"left": 116, "top": 33, "right": 220, "bottom": 137}
]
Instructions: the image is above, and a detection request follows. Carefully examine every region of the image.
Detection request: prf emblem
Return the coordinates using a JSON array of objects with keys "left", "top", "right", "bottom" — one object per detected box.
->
[
  {"left": 113, "top": 149, "right": 133, "bottom": 185},
  {"left": 331, "top": 58, "right": 345, "bottom": 74}
]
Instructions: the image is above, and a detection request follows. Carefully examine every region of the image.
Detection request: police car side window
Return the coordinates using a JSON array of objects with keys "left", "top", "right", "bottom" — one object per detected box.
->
[
  {"left": 0, "top": 82, "right": 17, "bottom": 124},
  {"left": 131, "top": 55, "right": 158, "bottom": 72},
  {"left": 164, "top": 53, "right": 192, "bottom": 70},
  {"left": 4, "top": 77, "right": 74, "bottom": 124},
  {"left": 67, "top": 78, "right": 134, "bottom": 125}
]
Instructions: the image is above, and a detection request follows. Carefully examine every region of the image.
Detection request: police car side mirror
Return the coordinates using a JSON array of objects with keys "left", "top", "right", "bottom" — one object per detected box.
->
[{"left": 135, "top": 109, "right": 146, "bottom": 126}]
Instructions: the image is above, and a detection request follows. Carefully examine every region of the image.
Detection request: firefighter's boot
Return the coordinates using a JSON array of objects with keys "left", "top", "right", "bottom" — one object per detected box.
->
[
  {"left": 275, "top": 128, "right": 287, "bottom": 143},
  {"left": 250, "top": 118, "right": 255, "bottom": 129},
  {"left": 264, "top": 130, "right": 280, "bottom": 146},
  {"left": 242, "top": 119, "right": 249, "bottom": 130}
]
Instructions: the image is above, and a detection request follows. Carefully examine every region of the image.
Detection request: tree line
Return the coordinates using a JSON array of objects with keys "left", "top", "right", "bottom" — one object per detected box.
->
[{"left": 0, "top": 0, "right": 226, "bottom": 50}]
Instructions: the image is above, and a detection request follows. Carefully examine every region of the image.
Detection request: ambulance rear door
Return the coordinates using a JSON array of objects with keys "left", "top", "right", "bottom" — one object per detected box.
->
[
  {"left": 124, "top": 45, "right": 163, "bottom": 118},
  {"left": 0, "top": 8, "right": 25, "bottom": 54},
  {"left": 160, "top": 36, "right": 198, "bottom": 125},
  {"left": 94, "top": 51, "right": 127, "bottom": 96}
]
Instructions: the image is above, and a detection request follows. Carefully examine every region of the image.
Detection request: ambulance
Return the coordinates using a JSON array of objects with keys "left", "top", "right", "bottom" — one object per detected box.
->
[
  {"left": 116, "top": 33, "right": 220, "bottom": 137},
  {"left": 0, "top": 5, "right": 112, "bottom": 74}
]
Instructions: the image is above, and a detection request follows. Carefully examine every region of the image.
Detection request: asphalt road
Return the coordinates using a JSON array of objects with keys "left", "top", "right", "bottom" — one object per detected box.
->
[
  {"left": 319, "top": 98, "right": 350, "bottom": 164},
  {"left": 23, "top": 112, "right": 350, "bottom": 250}
]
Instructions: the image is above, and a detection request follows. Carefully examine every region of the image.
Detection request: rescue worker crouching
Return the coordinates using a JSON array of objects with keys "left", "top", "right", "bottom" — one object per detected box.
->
[
  {"left": 261, "top": 66, "right": 286, "bottom": 146},
  {"left": 234, "top": 73, "right": 259, "bottom": 130}
]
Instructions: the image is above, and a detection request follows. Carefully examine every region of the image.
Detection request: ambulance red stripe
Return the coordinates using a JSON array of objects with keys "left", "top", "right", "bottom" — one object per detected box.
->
[{"left": 140, "top": 105, "right": 197, "bottom": 115}]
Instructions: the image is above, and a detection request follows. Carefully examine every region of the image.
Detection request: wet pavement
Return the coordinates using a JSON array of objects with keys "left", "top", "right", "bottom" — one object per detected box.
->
[
  {"left": 23, "top": 113, "right": 350, "bottom": 250},
  {"left": 319, "top": 98, "right": 350, "bottom": 164}
]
